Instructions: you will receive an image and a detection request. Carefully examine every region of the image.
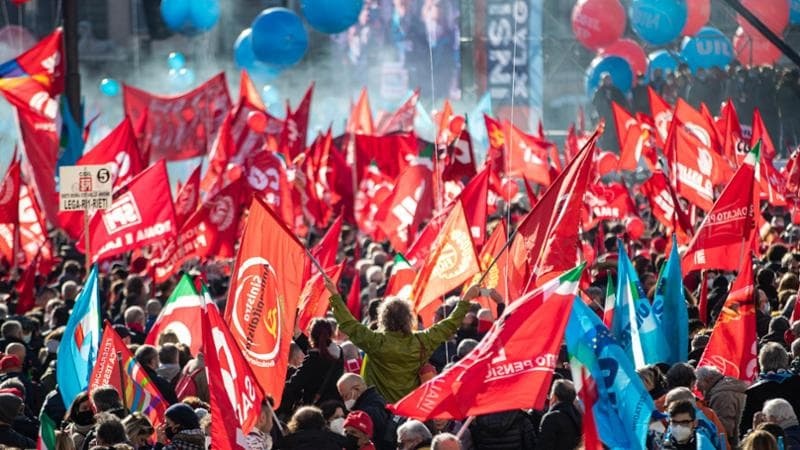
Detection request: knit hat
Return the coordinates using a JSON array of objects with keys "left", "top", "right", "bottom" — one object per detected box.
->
[
  {"left": 0, "top": 393, "right": 21, "bottom": 423},
  {"left": 0, "top": 355, "right": 21, "bottom": 371},
  {"left": 165, "top": 403, "right": 200, "bottom": 430},
  {"left": 343, "top": 410, "right": 374, "bottom": 438}
]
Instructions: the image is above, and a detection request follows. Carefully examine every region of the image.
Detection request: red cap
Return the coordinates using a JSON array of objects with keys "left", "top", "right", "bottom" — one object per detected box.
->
[
  {"left": 344, "top": 410, "right": 374, "bottom": 438},
  {"left": 0, "top": 387, "right": 23, "bottom": 398},
  {"left": 0, "top": 355, "right": 21, "bottom": 371}
]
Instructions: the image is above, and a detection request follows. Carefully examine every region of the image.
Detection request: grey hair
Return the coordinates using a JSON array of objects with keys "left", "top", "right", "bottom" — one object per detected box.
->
[
  {"left": 695, "top": 366, "right": 722, "bottom": 382},
  {"left": 431, "top": 433, "right": 461, "bottom": 450},
  {"left": 759, "top": 342, "right": 790, "bottom": 372},
  {"left": 665, "top": 387, "right": 696, "bottom": 407},
  {"left": 763, "top": 398, "right": 799, "bottom": 428},
  {"left": 398, "top": 419, "right": 432, "bottom": 443}
]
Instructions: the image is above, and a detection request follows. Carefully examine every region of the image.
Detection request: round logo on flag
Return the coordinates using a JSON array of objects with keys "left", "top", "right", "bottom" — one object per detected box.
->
[
  {"left": 175, "top": 184, "right": 197, "bottom": 216},
  {"left": 697, "top": 147, "right": 713, "bottom": 176},
  {"left": 433, "top": 230, "right": 473, "bottom": 280},
  {"left": 230, "top": 257, "right": 282, "bottom": 368},
  {"left": 208, "top": 195, "right": 235, "bottom": 231}
]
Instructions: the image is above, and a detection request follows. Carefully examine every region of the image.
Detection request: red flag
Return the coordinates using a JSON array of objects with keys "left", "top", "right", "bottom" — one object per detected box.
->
[
  {"left": 355, "top": 162, "right": 394, "bottom": 240},
  {"left": 465, "top": 221, "right": 510, "bottom": 310},
  {"left": 648, "top": 86, "right": 673, "bottom": 147},
  {"left": 405, "top": 210, "right": 448, "bottom": 267},
  {"left": 244, "top": 149, "right": 295, "bottom": 227},
  {"left": 584, "top": 182, "right": 637, "bottom": 223},
  {"left": 311, "top": 216, "right": 342, "bottom": 273},
  {"left": 203, "top": 303, "right": 264, "bottom": 447},
  {"left": 353, "top": 133, "right": 417, "bottom": 182},
  {"left": 410, "top": 201, "right": 480, "bottom": 323},
  {"left": 697, "top": 251, "right": 757, "bottom": 381},
  {"left": 78, "top": 118, "right": 145, "bottom": 188},
  {"left": 0, "top": 155, "right": 20, "bottom": 226},
  {"left": 718, "top": 100, "right": 748, "bottom": 167},
  {"left": 442, "top": 127, "right": 477, "bottom": 182},
  {"left": 508, "top": 130, "right": 598, "bottom": 294},
  {"left": 377, "top": 90, "right": 419, "bottom": 135},
  {"left": 682, "top": 148, "right": 758, "bottom": 274},
  {"left": 347, "top": 88, "right": 374, "bottom": 135},
  {"left": 279, "top": 83, "right": 313, "bottom": 161},
  {"left": 389, "top": 269, "right": 579, "bottom": 420},
  {"left": 375, "top": 155, "right": 434, "bottom": 253},
  {"left": 668, "top": 124, "right": 731, "bottom": 211},
  {"left": 224, "top": 198, "right": 309, "bottom": 406},
  {"left": 454, "top": 167, "right": 489, "bottom": 247},
  {"left": 15, "top": 250, "right": 39, "bottom": 314},
  {"left": 174, "top": 164, "right": 201, "bottom": 228},
  {"left": 0, "top": 28, "right": 64, "bottom": 118},
  {"left": 88, "top": 161, "right": 177, "bottom": 262},
  {"left": 503, "top": 121, "right": 551, "bottom": 187},
  {"left": 698, "top": 271, "right": 709, "bottom": 326},
  {"left": 298, "top": 262, "right": 346, "bottom": 332},
  {"left": 751, "top": 109, "right": 777, "bottom": 162},
  {"left": 17, "top": 104, "right": 59, "bottom": 225},
  {"left": 90, "top": 323, "right": 168, "bottom": 427},
  {"left": 16, "top": 182, "right": 52, "bottom": 268},
  {"left": 577, "top": 367, "right": 604, "bottom": 450},
  {"left": 641, "top": 170, "right": 693, "bottom": 244},
  {"left": 674, "top": 98, "right": 722, "bottom": 154},
  {"left": 347, "top": 257, "right": 363, "bottom": 320},
  {"left": 613, "top": 103, "right": 657, "bottom": 171},
  {"left": 124, "top": 73, "right": 231, "bottom": 162},
  {"left": 484, "top": 114, "right": 506, "bottom": 178},
  {"left": 239, "top": 70, "right": 266, "bottom": 111}
]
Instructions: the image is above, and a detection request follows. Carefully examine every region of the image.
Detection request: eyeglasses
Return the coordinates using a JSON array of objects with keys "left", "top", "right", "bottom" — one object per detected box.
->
[{"left": 671, "top": 419, "right": 694, "bottom": 426}]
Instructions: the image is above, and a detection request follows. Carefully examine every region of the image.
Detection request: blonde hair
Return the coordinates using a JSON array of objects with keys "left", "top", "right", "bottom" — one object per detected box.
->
[{"left": 740, "top": 430, "right": 778, "bottom": 450}]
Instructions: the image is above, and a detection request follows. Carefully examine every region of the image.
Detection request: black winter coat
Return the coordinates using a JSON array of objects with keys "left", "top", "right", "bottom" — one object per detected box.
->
[
  {"left": 741, "top": 372, "right": 800, "bottom": 435},
  {"left": 469, "top": 410, "right": 537, "bottom": 450},
  {"left": 537, "top": 402, "right": 582, "bottom": 450},
  {"left": 279, "top": 347, "right": 343, "bottom": 415},
  {"left": 278, "top": 429, "right": 354, "bottom": 450},
  {"left": 352, "top": 387, "right": 395, "bottom": 450},
  {"left": 0, "top": 424, "right": 36, "bottom": 449}
]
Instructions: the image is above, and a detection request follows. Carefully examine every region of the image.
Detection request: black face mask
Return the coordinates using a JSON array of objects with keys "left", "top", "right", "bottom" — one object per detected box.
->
[
  {"left": 74, "top": 411, "right": 95, "bottom": 426},
  {"left": 165, "top": 427, "right": 177, "bottom": 440}
]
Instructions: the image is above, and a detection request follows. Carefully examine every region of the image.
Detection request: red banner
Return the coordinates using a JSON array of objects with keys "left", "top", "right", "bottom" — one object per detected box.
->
[{"left": 124, "top": 73, "right": 231, "bottom": 162}]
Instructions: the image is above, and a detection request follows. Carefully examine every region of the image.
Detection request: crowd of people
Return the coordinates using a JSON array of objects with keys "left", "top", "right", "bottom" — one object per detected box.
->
[
  {"left": 592, "top": 62, "right": 800, "bottom": 155},
  {"left": 0, "top": 189, "right": 799, "bottom": 450}
]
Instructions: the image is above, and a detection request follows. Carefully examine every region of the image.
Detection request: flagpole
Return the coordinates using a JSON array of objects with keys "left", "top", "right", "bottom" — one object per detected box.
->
[
  {"left": 116, "top": 351, "right": 128, "bottom": 413},
  {"left": 456, "top": 416, "right": 474, "bottom": 439},
  {"left": 84, "top": 210, "right": 91, "bottom": 275},
  {"left": 303, "top": 246, "right": 336, "bottom": 288}
]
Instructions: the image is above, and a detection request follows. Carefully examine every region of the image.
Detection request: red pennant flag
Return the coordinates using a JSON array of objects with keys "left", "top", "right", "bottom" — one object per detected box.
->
[
  {"left": 389, "top": 269, "right": 578, "bottom": 420},
  {"left": 203, "top": 303, "right": 264, "bottom": 447},
  {"left": 718, "top": 100, "right": 748, "bottom": 167},
  {"left": 298, "top": 262, "right": 346, "bottom": 332},
  {"left": 751, "top": 109, "right": 777, "bottom": 162},
  {"left": 503, "top": 121, "right": 551, "bottom": 187},
  {"left": 410, "top": 201, "right": 480, "bottom": 323},
  {"left": 124, "top": 73, "right": 231, "bottom": 162},
  {"left": 648, "top": 86, "right": 673, "bottom": 147},
  {"left": 224, "top": 198, "right": 309, "bottom": 406},
  {"left": 311, "top": 216, "right": 342, "bottom": 273},
  {"left": 640, "top": 170, "right": 693, "bottom": 244},
  {"left": 87, "top": 161, "right": 177, "bottom": 262},
  {"left": 0, "top": 155, "right": 20, "bottom": 227},
  {"left": 355, "top": 162, "right": 394, "bottom": 240},
  {"left": 375, "top": 156, "right": 434, "bottom": 253},
  {"left": 174, "top": 164, "right": 201, "bottom": 228},
  {"left": 347, "top": 88, "right": 375, "bottom": 135},
  {"left": 90, "top": 323, "right": 168, "bottom": 427},
  {"left": 279, "top": 83, "right": 313, "bottom": 161},
  {"left": 239, "top": 70, "right": 266, "bottom": 111},
  {"left": 377, "top": 90, "right": 419, "bottom": 135},
  {"left": 508, "top": 130, "right": 598, "bottom": 295},
  {"left": 697, "top": 251, "right": 757, "bottom": 381},
  {"left": 682, "top": 148, "right": 758, "bottom": 274},
  {"left": 454, "top": 167, "right": 489, "bottom": 247}
]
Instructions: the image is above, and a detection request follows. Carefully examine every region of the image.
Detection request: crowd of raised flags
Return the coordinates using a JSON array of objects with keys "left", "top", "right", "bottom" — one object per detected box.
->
[{"left": 0, "top": 27, "right": 799, "bottom": 450}]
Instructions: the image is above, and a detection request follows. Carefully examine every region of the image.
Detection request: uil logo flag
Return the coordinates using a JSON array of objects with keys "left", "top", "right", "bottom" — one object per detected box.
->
[{"left": 57, "top": 266, "right": 102, "bottom": 408}]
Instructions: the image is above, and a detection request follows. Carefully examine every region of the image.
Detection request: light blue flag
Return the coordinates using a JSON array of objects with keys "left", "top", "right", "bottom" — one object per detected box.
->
[
  {"left": 57, "top": 265, "right": 102, "bottom": 407},
  {"left": 467, "top": 92, "right": 492, "bottom": 163},
  {"left": 566, "top": 298, "right": 655, "bottom": 450},
  {"left": 57, "top": 98, "right": 85, "bottom": 168},
  {"left": 652, "top": 234, "right": 689, "bottom": 364},
  {"left": 611, "top": 240, "right": 670, "bottom": 368}
]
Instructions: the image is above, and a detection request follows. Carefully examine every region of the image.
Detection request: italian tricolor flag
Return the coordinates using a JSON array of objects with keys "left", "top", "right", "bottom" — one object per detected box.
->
[
  {"left": 37, "top": 411, "right": 56, "bottom": 450},
  {"left": 144, "top": 274, "right": 208, "bottom": 356}
]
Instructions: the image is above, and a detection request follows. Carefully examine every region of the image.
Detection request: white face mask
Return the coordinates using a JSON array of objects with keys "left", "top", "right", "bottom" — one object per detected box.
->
[
  {"left": 330, "top": 418, "right": 345, "bottom": 435},
  {"left": 22, "top": 334, "right": 32, "bottom": 344},
  {"left": 671, "top": 424, "right": 693, "bottom": 443},
  {"left": 344, "top": 398, "right": 356, "bottom": 410}
]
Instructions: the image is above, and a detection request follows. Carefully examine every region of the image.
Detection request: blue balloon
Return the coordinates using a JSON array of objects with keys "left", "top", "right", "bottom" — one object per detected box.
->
[
  {"left": 99, "top": 78, "right": 121, "bottom": 97},
  {"left": 168, "top": 68, "right": 196, "bottom": 91},
  {"left": 167, "top": 52, "right": 186, "bottom": 70},
  {"left": 792, "top": 0, "right": 800, "bottom": 24},
  {"left": 161, "top": 0, "right": 191, "bottom": 32},
  {"left": 301, "top": 0, "right": 363, "bottom": 34},
  {"left": 630, "top": 0, "right": 688, "bottom": 46},
  {"left": 251, "top": 8, "right": 308, "bottom": 67},
  {"left": 585, "top": 55, "right": 634, "bottom": 96},
  {"left": 680, "top": 27, "right": 733, "bottom": 72},
  {"left": 647, "top": 50, "right": 682, "bottom": 78},
  {"left": 189, "top": 0, "right": 220, "bottom": 32},
  {"left": 234, "top": 29, "right": 282, "bottom": 84}
]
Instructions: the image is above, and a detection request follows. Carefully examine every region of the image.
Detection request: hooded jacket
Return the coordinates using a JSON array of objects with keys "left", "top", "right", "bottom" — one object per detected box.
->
[{"left": 704, "top": 374, "right": 747, "bottom": 446}]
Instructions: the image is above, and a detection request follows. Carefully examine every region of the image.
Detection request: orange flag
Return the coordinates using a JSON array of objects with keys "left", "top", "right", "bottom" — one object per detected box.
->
[
  {"left": 224, "top": 197, "right": 309, "bottom": 407},
  {"left": 465, "top": 221, "right": 509, "bottom": 310},
  {"left": 347, "top": 88, "right": 374, "bottom": 135},
  {"left": 410, "top": 201, "right": 480, "bottom": 325}
]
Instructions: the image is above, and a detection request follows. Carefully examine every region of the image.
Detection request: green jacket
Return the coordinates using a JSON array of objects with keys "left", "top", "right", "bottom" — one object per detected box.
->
[{"left": 329, "top": 294, "right": 470, "bottom": 403}]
